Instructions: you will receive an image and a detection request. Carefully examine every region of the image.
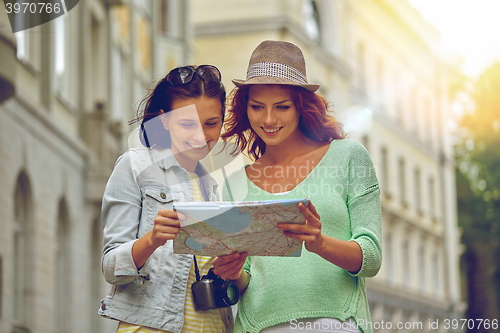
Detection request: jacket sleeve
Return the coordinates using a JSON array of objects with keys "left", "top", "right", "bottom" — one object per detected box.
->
[
  {"left": 101, "top": 151, "right": 147, "bottom": 285},
  {"left": 346, "top": 142, "right": 382, "bottom": 278}
]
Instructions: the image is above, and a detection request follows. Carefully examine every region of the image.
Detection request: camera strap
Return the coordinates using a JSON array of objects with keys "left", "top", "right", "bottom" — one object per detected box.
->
[{"left": 193, "top": 255, "right": 201, "bottom": 281}]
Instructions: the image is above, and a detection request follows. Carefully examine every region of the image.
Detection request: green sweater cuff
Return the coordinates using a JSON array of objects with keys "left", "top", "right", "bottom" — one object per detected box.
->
[{"left": 349, "top": 235, "right": 381, "bottom": 277}]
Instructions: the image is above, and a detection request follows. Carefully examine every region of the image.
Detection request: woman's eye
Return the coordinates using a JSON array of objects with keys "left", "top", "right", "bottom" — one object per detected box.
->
[
  {"left": 250, "top": 105, "right": 262, "bottom": 110},
  {"left": 181, "top": 123, "right": 194, "bottom": 128},
  {"left": 277, "top": 105, "right": 290, "bottom": 110},
  {"left": 206, "top": 122, "right": 218, "bottom": 127}
]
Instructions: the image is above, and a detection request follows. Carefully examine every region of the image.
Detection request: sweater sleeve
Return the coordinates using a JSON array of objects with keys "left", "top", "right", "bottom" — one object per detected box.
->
[{"left": 346, "top": 142, "right": 382, "bottom": 278}]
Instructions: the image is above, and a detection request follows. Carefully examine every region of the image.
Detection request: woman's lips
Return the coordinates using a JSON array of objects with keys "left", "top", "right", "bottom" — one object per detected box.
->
[
  {"left": 261, "top": 127, "right": 283, "bottom": 135},
  {"left": 186, "top": 142, "right": 208, "bottom": 149}
]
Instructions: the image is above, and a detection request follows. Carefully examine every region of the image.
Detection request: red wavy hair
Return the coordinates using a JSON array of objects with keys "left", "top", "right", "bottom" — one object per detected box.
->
[{"left": 222, "top": 85, "right": 345, "bottom": 160}]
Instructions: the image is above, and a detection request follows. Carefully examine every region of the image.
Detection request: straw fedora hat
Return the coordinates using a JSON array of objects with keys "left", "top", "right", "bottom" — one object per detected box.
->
[{"left": 232, "top": 40, "right": 320, "bottom": 92}]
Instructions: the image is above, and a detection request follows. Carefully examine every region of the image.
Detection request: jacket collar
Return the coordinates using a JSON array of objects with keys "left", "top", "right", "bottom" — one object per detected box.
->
[{"left": 150, "top": 147, "right": 219, "bottom": 194}]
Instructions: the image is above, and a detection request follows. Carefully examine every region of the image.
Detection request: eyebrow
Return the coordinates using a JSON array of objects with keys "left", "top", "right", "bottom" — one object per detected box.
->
[
  {"left": 178, "top": 116, "right": 221, "bottom": 122},
  {"left": 249, "top": 99, "right": 291, "bottom": 104}
]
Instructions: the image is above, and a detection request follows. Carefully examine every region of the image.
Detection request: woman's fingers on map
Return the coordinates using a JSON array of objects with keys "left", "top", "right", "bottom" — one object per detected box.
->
[
  {"left": 157, "top": 209, "right": 186, "bottom": 221},
  {"left": 154, "top": 214, "right": 181, "bottom": 227},
  {"left": 157, "top": 209, "right": 179, "bottom": 218},
  {"left": 279, "top": 217, "right": 321, "bottom": 238},
  {"left": 155, "top": 209, "right": 188, "bottom": 225},
  {"left": 305, "top": 199, "right": 320, "bottom": 219},
  {"left": 297, "top": 201, "right": 321, "bottom": 229}
]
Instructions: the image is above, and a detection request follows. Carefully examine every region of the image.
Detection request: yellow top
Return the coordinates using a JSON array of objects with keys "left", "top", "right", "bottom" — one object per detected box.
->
[{"left": 117, "top": 171, "right": 225, "bottom": 333}]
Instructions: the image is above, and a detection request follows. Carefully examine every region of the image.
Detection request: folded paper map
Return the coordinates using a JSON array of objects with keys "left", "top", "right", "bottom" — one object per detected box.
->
[{"left": 173, "top": 199, "right": 308, "bottom": 257}]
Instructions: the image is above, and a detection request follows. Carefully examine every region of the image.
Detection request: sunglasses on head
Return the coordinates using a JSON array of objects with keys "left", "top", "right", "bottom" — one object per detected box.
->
[{"left": 166, "top": 65, "right": 221, "bottom": 86}]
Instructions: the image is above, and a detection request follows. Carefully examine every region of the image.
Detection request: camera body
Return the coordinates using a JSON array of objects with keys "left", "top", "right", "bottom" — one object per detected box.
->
[{"left": 191, "top": 268, "right": 240, "bottom": 311}]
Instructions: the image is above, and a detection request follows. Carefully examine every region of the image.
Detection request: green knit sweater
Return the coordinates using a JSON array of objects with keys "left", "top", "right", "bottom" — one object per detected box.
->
[{"left": 222, "top": 139, "right": 382, "bottom": 333}]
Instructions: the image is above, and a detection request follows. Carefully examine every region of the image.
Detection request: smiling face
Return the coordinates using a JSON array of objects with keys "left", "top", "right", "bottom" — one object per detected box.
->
[
  {"left": 161, "top": 96, "right": 223, "bottom": 170},
  {"left": 247, "top": 85, "right": 301, "bottom": 148}
]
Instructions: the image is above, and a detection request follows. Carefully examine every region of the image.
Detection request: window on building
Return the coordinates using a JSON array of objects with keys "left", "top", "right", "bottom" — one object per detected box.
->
[
  {"left": 54, "top": 199, "right": 70, "bottom": 333},
  {"left": 415, "top": 167, "right": 422, "bottom": 215},
  {"left": 54, "top": 15, "right": 68, "bottom": 97},
  {"left": 409, "top": 87, "right": 417, "bottom": 134},
  {"left": 14, "top": 10, "right": 28, "bottom": 60},
  {"left": 433, "top": 250, "right": 441, "bottom": 296},
  {"left": 111, "top": 47, "right": 129, "bottom": 121},
  {"left": 15, "top": 31, "right": 28, "bottom": 61},
  {"left": 361, "top": 135, "right": 369, "bottom": 152},
  {"left": 13, "top": 172, "right": 33, "bottom": 332},
  {"left": 402, "top": 240, "right": 410, "bottom": 287},
  {"left": 356, "top": 42, "right": 366, "bottom": 94},
  {"left": 91, "top": 218, "right": 103, "bottom": 332},
  {"left": 418, "top": 245, "right": 426, "bottom": 292},
  {"left": 137, "top": 16, "right": 152, "bottom": 73},
  {"left": 394, "top": 73, "right": 402, "bottom": 124},
  {"left": 0, "top": 256, "right": 2, "bottom": 319},
  {"left": 381, "top": 147, "right": 390, "bottom": 198},
  {"left": 14, "top": 9, "right": 40, "bottom": 69},
  {"left": 429, "top": 177, "right": 436, "bottom": 221},
  {"left": 376, "top": 57, "right": 384, "bottom": 110},
  {"left": 158, "top": 0, "right": 184, "bottom": 38},
  {"left": 91, "top": 15, "right": 106, "bottom": 108},
  {"left": 398, "top": 158, "right": 406, "bottom": 208},
  {"left": 159, "top": 0, "right": 168, "bottom": 33},
  {"left": 303, "top": 0, "right": 321, "bottom": 43},
  {"left": 425, "top": 98, "right": 433, "bottom": 146},
  {"left": 385, "top": 233, "right": 393, "bottom": 284}
]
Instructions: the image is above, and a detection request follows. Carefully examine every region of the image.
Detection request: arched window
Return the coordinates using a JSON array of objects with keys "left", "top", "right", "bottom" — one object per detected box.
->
[
  {"left": 303, "top": 0, "right": 321, "bottom": 43},
  {"left": 54, "top": 198, "right": 71, "bottom": 333},
  {"left": 13, "top": 171, "right": 33, "bottom": 332}
]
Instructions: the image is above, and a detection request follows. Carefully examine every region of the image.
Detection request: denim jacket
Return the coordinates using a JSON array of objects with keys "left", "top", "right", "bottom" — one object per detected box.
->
[{"left": 98, "top": 147, "right": 230, "bottom": 332}]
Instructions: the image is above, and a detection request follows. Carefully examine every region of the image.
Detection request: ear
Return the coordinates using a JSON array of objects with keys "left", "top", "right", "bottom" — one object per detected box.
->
[{"left": 159, "top": 109, "right": 169, "bottom": 130}]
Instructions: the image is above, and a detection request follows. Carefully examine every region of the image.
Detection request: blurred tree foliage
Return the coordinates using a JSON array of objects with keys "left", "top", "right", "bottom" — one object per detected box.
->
[{"left": 455, "top": 62, "right": 500, "bottom": 326}]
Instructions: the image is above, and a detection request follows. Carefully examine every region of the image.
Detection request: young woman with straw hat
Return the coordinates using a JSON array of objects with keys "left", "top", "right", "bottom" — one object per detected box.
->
[{"left": 212, "top": 40, "right": 382, "bottom": 333}]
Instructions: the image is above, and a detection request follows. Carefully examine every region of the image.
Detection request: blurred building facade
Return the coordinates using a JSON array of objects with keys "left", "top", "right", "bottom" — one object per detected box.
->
[
  {"left": 0, "top": 0, "right": 465, "bottom": 333},
  {"left": 0, "top": 0, "right": 192, "bottom": 332},
  {"left": 192, "top": 0, "right": 466, "bottom": 332}
]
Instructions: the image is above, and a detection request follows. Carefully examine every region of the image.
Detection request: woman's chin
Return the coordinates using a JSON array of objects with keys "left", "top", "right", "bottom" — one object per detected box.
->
[{"left": 186, "top": 147, "right": 210, "bottom": 159}]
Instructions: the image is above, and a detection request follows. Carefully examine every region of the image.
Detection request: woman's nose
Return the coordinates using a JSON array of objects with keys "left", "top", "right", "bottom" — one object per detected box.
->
[
  {"left": 192, "top": 127, "right": 206, "bottom": 143},
  {"left": 263, "top": 109, "right": 276, "bottom": 125}
]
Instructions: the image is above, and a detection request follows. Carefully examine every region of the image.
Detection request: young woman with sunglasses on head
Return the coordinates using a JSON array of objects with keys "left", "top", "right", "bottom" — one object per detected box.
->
[
  {"left": 212, "top": 41, "right": 382, "bottom": 333},
  {"left": 98, "top": 65, "right": 233, "bottom": 332}
]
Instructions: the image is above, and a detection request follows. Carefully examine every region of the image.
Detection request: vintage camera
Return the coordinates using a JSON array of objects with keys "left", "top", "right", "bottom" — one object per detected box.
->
[{"left": 191, "top": 267, "right": 239, "bottom": 310}]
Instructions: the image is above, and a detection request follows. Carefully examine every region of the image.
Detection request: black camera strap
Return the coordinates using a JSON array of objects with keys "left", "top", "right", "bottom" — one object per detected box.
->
[{"left": 193, "top": 255, "right": 201, "bottom": 281}]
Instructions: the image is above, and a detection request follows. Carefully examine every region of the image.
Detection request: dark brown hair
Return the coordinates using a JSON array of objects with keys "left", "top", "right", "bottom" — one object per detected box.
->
[
  {"left": 221, "top": 84, "right": 345, "bottom": 160},
  {"left": 131, "top": 66, "right": 226, "bottom": 148}
]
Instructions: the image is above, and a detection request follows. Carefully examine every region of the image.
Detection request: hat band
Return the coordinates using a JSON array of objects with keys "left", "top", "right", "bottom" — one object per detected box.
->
[{"left": 246, "top": 62, "right": 308, "bottom": 84}]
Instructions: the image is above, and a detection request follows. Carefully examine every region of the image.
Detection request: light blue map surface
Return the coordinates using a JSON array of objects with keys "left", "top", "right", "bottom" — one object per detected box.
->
[{"left": 173, "top": 199, "right": 308, "bottom": 257}]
